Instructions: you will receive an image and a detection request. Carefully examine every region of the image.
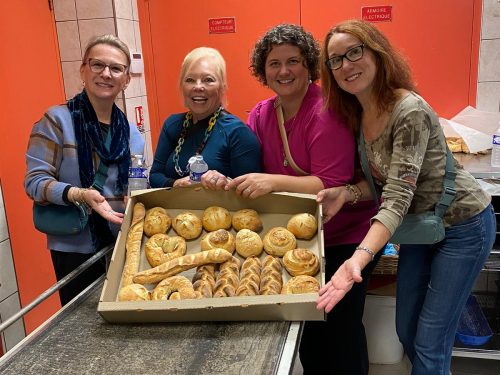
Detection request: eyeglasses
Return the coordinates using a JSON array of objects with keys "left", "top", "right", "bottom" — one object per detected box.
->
[
  {"left": 86, "top": 58, "right": 128, "bottom": 77},
  {"left": 325, "top": 44, "right": 365, "bottom": 70}
]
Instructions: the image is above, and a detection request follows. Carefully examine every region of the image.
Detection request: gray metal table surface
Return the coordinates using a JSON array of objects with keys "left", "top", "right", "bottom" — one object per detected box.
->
[
  {"left": 455, "top": 152, "right": 500, "bottom": 179},
  {"left": 0, "top": 278, "right": 302, "bottom": 375}
]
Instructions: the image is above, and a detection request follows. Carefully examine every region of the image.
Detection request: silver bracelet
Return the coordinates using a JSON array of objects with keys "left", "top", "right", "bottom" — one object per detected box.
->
[{"left": 355, "top": 246, "right": 375, "bottom": 261}]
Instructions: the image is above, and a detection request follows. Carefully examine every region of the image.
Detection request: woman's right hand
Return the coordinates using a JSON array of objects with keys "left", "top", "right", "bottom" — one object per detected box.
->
[
  {"left": 201, "top": 170, "right": 230, "bottom": 191},
  {"left": 316, "top": 187, "right": 349, "bottom": 223}
]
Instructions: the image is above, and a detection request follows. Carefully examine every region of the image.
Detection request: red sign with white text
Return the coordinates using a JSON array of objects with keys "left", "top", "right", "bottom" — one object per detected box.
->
[
  {"left": 362, "top": 6, "right": 392, "bottom": 22},
  {"left": 209, "top": 17, "right": 236, "bottom": 34}
]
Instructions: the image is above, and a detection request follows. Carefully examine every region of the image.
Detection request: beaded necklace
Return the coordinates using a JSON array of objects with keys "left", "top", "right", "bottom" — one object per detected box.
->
[{"left": 173, "top": 106, "right": 223, "bottom": 176}]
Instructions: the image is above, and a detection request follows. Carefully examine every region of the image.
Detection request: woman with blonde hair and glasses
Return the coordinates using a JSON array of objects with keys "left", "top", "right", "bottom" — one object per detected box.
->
[{"left": 25, "top": 34, "right": 144, "bottom": 305}]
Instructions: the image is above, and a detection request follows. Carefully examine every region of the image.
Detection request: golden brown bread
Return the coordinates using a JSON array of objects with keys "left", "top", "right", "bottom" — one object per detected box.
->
[
  {"left": 213, "top": 256, "right": 241, "bottom": 297},
  {"left": 117, "top": 283, "right": 151, "bottom": 301},
  {"left": 263, "top": 227, "right": 297, "bottom": 257},
  {"left": 120, "top": 202, "right": 146, "bottom": 287},
  {"left": 151, "top": 275, "right": 197, "bottom": 300},
  {"left": 236, "top": 257, "right": 262, "bottom": 296},
  {"left": 235, "top": 229, "right": 263, "bottom": 258},
  {"left": 192, "top": 264, "right": 216, "bottom": 298},
  {"left": 133, "top": 248, "right": 232, "bottom": 284},
  {"left": 232, "top": 209, "right": 263, "bottom": 232},
  {"left": 283, "top": 248, "right": 320, "bottom": 276},
  {"left": 281, "top": 275, "right": 320, "bottom": 294},
  {"left": 143, "top": 207, "right": 171, "bottom": 237},
  {"left": 259, "top": 255, "right": 283, "bottom": 295},
  {"left": 172, "top": 212, "right": 202, "bottom": 239},
  {"left": 202, "top": 206, "right": 232, "bottom": 231},
  {"left": 200, "top": 229, "right": 235, "bottom": 253},
  {"left": 286, "top": 213, "right": 318, "bottom": 240},
  {"left": 145, "top": 234, "right": 187, "bottom": 267}
]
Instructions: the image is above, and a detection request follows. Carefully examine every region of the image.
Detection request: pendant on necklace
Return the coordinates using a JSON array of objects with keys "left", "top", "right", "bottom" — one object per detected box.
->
[{"left": 283, "top": 158, "right": 288, "bottom": 167}]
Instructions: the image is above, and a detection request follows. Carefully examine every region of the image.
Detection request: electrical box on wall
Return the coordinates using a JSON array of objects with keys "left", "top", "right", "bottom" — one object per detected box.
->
[{"left": 130, "top": 51, "right": 144, "bottom": 74}]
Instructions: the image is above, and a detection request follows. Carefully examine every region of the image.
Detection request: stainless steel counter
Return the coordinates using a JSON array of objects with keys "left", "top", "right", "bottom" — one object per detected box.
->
[
  {"left": 0, "top": 278, "right": 301, "bottom": 375},
  {"left": 455, "top": 152, "right": 500, "bottom": 179}
]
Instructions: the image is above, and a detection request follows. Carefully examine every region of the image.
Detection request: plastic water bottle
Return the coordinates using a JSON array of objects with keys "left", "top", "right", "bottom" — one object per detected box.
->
[
  {"left": 127, "top": 154, "right": 148, "bottom": 195},
  {"left": 189, "top": 155, "right": 208, "bottom": 183},
  {"left": 492, "top": 127, "right": 500, "bottom": 167}
]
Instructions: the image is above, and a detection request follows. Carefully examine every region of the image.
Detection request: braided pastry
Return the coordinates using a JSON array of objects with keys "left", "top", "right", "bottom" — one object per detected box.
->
[
  {"left": 232, "top": 209, "right": 263, "bottom": 232},
  {"left": 143, "top": 207, "right": 171, "bottom": 237},
  {"left": 213, "top": 256, "right": 241, "bottom": 297},
  {"left": 200, "top": 229, "right": 235, "bottom": 253},
  {"left": 144, "top": 233, "right": 186, "bottom": 267},
  {"left": 259, "top": 255, "right": 283, "bottom": 295},
  {"left": 283, "top": 248, "right": 320, "bottom": 276},
  {"left": 202, "top": 206, "right": 232, "bottom": 231},
  {"left": 151, "top": 275, "right": 197, "bottom": 300},
  {"left": 192, "top": 264, "right": 216, "bottom": 298},
  {"left": 263, "top": 227, "right": 296, "bottom": 257},
  {"left": 281, "top": 275, "right": 320, "bottom": 295},
  {"left": 236, "top": 257, "right": 262, "bottom": 296},
  {"left": 172, "top": 212, "right": 202, "bottom": 239},
  {"left": 286, "top": 213, "right": 317, "bottom": 240},
  {"left": 235, "top": 229, "right": 263, "bottom": 258}
]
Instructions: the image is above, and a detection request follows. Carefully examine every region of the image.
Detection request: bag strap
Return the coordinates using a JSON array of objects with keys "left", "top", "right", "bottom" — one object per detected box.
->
[
  {"left": 274, "top": 99, "right": 308, "bottom": 176},
  {"left": 44, "top": 112, "right": 111, "bottom": 193},
  {"left": 358, "top": 125, "right": 456, "bottom": 218}
]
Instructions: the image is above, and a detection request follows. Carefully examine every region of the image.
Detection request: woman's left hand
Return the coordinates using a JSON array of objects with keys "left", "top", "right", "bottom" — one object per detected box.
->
[
  {"left": 225, "top": 173, "right": 274, "bottom": 199},
  {"left": 83, "top": 189, "right": 124, "bottom": 225},
  {"left": 173, "top": 176, "right": 191, "bottom": 187},
  {"left": 316, "top": 258, "right": 363, "bottom": 313},
  {"left": 201, "top": 170, "right": 230, "bottom": 191}
]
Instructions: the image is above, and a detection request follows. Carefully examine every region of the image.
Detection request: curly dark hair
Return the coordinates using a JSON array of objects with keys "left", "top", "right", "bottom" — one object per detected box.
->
[{"left": 250, "top": 24, "right": 320, "bottom": 85}]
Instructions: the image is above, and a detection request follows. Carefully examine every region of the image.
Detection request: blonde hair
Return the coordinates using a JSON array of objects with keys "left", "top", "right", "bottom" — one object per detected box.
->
[{"left": 82, "top": 34, "right": 131, "bottom": 67}]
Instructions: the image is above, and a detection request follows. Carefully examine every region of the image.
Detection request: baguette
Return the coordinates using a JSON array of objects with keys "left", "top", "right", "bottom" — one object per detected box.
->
[
  {"left": 133, "top": 248, "right": 232, "bottom": 284},
  {"left": 120, "top": 202, "right": 146, "bottom": 287}
]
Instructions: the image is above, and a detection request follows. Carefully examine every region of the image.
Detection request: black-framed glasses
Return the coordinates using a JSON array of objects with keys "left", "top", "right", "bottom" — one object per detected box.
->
[
  {"left": 86, "top": 58, "right": 128, "bottom": 77},
  {"left": 325, "top": 44, "right": 365, "bottom": 70}
]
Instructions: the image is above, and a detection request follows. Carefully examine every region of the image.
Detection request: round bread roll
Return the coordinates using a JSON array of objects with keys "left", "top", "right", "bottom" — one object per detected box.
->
[
  {"left": 287, "top": 213, "right": 317, "bottom": 240},
  {"left": 143, "top": 207, "right": 171, "bottom": 237},
  {"left": 172, "top": 212, "right": 202, "bottom": 239},
  {"left": 232, "top": 209, "right": 263, "bottom": 232},
  {"left": 200, "top": 229, "right": 235, "bottom": 253},
  {"left": 151, "top": 275, "right": 197, "bottom": 300},
  {"left": 283, "top": 248, "right": 320, "bottom": 276},
  {"left": 145, "top": 233, "right": 187, "bottom": 267},
  {"left": 118, "top": 283, "right": 150, "bottom": 301},
  {"left": 263, "top": 227, "right": 296, "bottom": 257},
  {"left": 235, "top": 229, "right": 263, "bottom": 258},
  {"left": 202, "top": 206, "right": 232, "bottom": 231},
  {"left": 281, "top": 275, "right": 320, "bottom": 294}
]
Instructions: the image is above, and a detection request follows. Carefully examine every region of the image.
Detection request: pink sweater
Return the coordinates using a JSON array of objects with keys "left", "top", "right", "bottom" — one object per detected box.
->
[{"left": 248, "top": 84, "right": 375, "bottom": 246}]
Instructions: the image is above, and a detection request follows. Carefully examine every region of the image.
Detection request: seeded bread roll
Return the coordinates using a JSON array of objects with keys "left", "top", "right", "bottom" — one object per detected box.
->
[
  {"left": 235, "top": 229, "right": 263, "bottom": 258},
  {"left": 202, "top": 206, "right": 232, "bottom": 231},
  {"left": 259, "top": 255, "right": 283, "bottom": 295},
  {"left": 143, "top": 207, "right": 171, "bottom": 237},
  {"left": 281, "top": 275, "right": 320, "bottom": 295},
  {"left": 283, "top": 248, "right": 320, "bottom": 276},
  {"left": 286, "top": 213, "right": 317, "bottom": 240},
  {"left": 120, "top": 202, "right": 146, "bottom": 287},
  {"left": 117, "top": 283, "right": 150, "bottom": 301},
  {"left": 236, "top": 257, "right": 262, "bottom": 296},
  {"left": 263, "top": 227, "right": 296, "bottom": 257},
  {"left": 144, "top": 234, "right": 186, "bottom": 267},
  {"left": 200, "top": 229, "right": 235, "bottom": 253},
  {"left": 232, "top": 209, "right": 263, "bottom": 232},
  {"left": 172, "top": 212, "right": 202, "bottom": 239},
  {"left": 151, "top": 275, "right": 197, "bottom": 300}
]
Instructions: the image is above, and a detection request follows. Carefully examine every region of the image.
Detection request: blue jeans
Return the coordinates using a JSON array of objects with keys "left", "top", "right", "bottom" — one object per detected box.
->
[{"left": 396, "top": 204, "right": 495, "bottom": 375}]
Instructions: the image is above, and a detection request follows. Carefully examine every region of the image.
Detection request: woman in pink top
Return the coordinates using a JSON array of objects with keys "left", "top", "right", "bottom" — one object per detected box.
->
[{"left": 226, "top": 24, "right": 378, "bottom": 375}]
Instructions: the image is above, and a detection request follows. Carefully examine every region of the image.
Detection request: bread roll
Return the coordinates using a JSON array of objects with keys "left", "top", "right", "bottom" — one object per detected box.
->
[
  {"left": 213, "top": 256, "right": 240, "bottom": 297},
  {"left": 202, "top": 206, "right": 232, "bottom": 231},
  {"left": 200, "top": 229, "right": 235, "bottom": 253},
  {"left": 133, "top": 248, "right": 232, "bottom": 284},
  {"left": 120, "top": 202, "right": 146, "bottom": 287},
  {"left": 143, "top": 207, "right": 171, "bottom": 237},
  {"left": 235, "top": 229, "right": 263, "bottom": 258},
  {"left": 236, "top": 257, "right": 262, "bottom": 296},
  {"left": 281, "top": 275, "right": 320, "bottom": 294},
  {"left": 232, "top": 209, "right": 263, "bottom": 232},
  {"left": 117, "top": 283, "right": 150, "bottom": 301},
  {"left": 283, "top": 248, "right": 320, "bottom": 276},
  {"left": 260, "top": 255, "right": 283, "bottom": 295},
  {"left": 151, "top": 275, "right": 197, "bottom": 300},
  {"left": 145, "top": 233, "right": 187, "bottom": 267},
  {"left": 263, "top": 227, "right": 296, "bottom": 257},
  {"left": 287, "top": 213, "right": 317, "bottom": 240},
  {"left": 172, "top": 212, "right": 202, "bottom": 239},
  {"left": 192, "top": 264, "right": 216, "bottom": 298}
]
